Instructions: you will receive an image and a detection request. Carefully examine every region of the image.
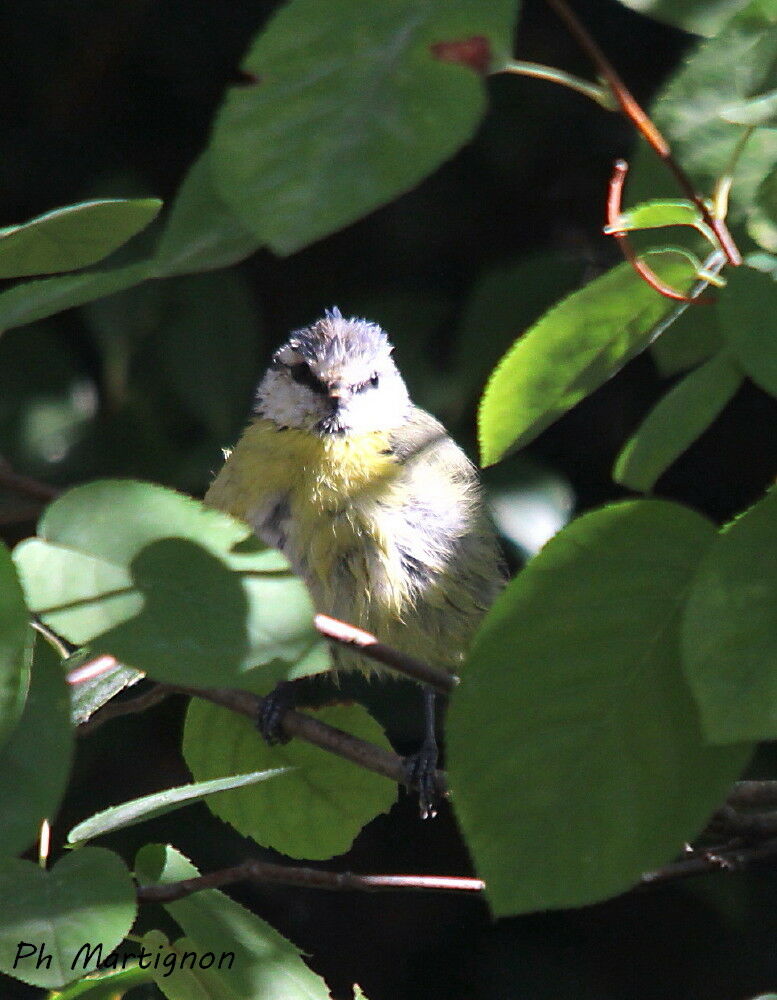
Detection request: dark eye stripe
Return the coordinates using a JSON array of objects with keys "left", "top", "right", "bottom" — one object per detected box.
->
[{"left": 289, "top": 362, "right": 327, "bottom": 395}]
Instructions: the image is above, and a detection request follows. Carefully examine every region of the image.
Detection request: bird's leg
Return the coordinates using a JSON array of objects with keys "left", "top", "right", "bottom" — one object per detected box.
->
[
  {"left": 257, "top": 680, "right": 297, "bottom": 745},
  {"left": 404, "top": 686, "right": 440, "bottom": 819}
]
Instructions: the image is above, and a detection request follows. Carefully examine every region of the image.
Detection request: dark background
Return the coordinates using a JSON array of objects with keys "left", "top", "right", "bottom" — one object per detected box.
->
[{"left": 1, "top": 1, "right": 776, "bottom": 997}]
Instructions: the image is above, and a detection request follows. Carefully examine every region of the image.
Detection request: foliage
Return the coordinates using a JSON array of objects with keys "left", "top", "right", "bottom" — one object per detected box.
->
[{"left": 0, "top": 0, "right": 775, "bottom": 997}]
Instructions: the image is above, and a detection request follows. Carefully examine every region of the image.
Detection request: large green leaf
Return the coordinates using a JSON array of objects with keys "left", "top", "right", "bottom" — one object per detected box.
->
[
  {"left": 0, "top": 848, "right": 136, "bottom": 989},
  {"left": 650, "top": 294, "right": 724, "bottom": 376},
  {"left": 613, "top": 0, "right": 751, "bottom": 37},
  {"left": 447, "top": 500, "right": 751, "bottom": 916},
  {"left": 13, "top": 481, "right": 327, "bottom": 690},
  {"left": 0, "top": 199, "right": 161, "bottom": 279},
  {"left": 717, "top": 264, "right": 777, "bottom": 397},
  {"left": 68, "top": 767, "right": 288, "bottom": 847},
  {"left": 614, "top": 352, "right": 743, "bottom": 492},
  {"left": 135, "top": 844, "right": 331, "bottom": 999},
  {"left": 0, "top": 640, "right": 73, "bottom": 856},
  {"left": 683, "top": 487, "right": 777, "bottom": 743},
  {"left": 478, "top": 251, "right": 699, "bottom": 466},
  {"left": 209, "top": 0, "right": 518, "bottom": 255},
  {"left": 0, "top": 541, "right": 30, "bottom": 747},
  {"left": 184, "top": 699, "right": 396, "bottom": 859},
  {"left": 154, "top": 152, "right": 260, "bottom": 277}
]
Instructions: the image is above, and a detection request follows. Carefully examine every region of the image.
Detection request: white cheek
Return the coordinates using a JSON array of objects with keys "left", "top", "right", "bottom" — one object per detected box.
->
[{"left": 258, "top": 371, "right": 328, "bottom": 428}]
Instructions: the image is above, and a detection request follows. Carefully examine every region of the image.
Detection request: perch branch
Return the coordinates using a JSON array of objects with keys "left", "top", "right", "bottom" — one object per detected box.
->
[
  {"left": 137, "top": 860, "right": 484, "bottom": 902},
  {"left": 314, "top": 613, "right": 458, "bottom": 694}
]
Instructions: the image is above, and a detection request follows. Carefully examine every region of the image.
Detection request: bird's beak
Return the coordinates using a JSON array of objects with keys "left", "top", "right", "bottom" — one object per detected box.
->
[{"left": 327, "top": 385, "right": 346, "bottom": 400}]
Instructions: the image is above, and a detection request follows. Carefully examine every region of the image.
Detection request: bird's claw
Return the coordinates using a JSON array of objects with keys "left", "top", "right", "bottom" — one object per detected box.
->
[
  {"left": 404, "top": 742, "right": 440, "bottom": 819},
  {"left": 257, "top": 681, "right": 295, "bottom": 745}
]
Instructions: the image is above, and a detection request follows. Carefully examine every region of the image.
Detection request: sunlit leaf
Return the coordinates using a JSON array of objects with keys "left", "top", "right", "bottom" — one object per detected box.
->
[
  {"left": 478, "top": 251, "right": 699, "bottom": 466},
  {"left": 184, "top": 699, "right": 396, "bottom": 859}
]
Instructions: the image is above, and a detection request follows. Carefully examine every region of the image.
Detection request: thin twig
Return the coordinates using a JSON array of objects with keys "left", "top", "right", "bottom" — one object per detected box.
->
[
  {"left": 543, "top": 0, "right": 741, "bottom": 267},
  {"left": 137, "top": 860, "right": 484, "bottom": 902},
  {"left": 639, "top": 836, "right": 777, "bottom": 889},
  {"left": 315, "top": 614, "right": 458, "bottom": 694},
  {"left": 606, "top": 159, "right": 695, "bottom": 302}
]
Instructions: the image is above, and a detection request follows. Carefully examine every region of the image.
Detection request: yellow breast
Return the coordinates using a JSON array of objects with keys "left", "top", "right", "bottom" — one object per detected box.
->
[{"left": 206, "top": 419, "right": 407, "bottom": 604}]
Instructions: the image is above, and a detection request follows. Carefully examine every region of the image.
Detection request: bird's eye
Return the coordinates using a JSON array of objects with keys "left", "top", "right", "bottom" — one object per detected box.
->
[
  {"left": 289, "top": 362, "right": 326, "bottom": 395},
  {"left": 369, "top": 373, "right": 379, "bottom": 387}
]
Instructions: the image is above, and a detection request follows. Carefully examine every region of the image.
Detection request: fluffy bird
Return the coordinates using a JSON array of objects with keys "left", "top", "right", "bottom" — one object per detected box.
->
[{"left": 205, "top": 308, "right": 504, "bottom": 813}]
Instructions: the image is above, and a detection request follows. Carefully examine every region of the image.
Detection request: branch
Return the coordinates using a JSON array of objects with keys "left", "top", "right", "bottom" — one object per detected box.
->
[
  {"left": 0, "top": 461, "right": 61, "bottom": 504},
  {"left": 166, "top": 681, "right": 447, "bottom": 797},
  {"left": 137, "top": 859, "right": 484, "bottom": 902},
  {"left": 314, "top": 614, "right": 458, "bottom": 694},
  {"left": 639, "top": 836, "right": 777, "bottom": 889},
  {"left": 543, "top": 0, "right": 742, "bottom": 268}
]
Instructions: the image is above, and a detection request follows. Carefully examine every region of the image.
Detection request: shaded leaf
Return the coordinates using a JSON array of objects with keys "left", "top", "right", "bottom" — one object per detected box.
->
[
  {"left": 478, "top": 251, "right": 699, "bottom": 466},
  {"left": 717, "top": 263, "right": 777, "bottom": 397},
  {"left": 184, "top": 699, "right": 396, "bottom": 859},
  {"left": 720, "top": 87, "right": 777, "bottom": 125},
  {"left": 154, "top": 152, "right": 260, "bottom": 277},
  {"left": 0, "top": 199, "right": 161, "bottom": 279},
  {"left": 0, "top": 639, "right": 73, "bottom": 855},
  {"left": 0, "top": 261, "right": 153, "bottom": 334},
  {"left": 447, "top": 500, "right": 751, "bottom": 916},
  {"left": 135, "top": 844, "right": 331, "bottom": 999},
  {"left": 683, "top": 487, "right": 777, "bottom": 743},
  {"left": 0, "top": 541, "right": 31, "bottom": 746},
  {"left": 612, "top": 0, "right": 751, "bottom": 38},
  {"left": 210, "top": 0, "right": 518, "bottom": 254},
  {"left": 614, "top": 352, "right": 743, "bottom": 491},
  {"left": 44, "top": 963, "right": 155, "bottom": 998},
  {"left": 66, "top": 648, "right": 142, "bottom": 726},
  {"left": 0, "top": 848, "right": 136, "bottom": 989},
  {"left": 68, "top": 767, "right": 289, "bottom": 846},
  {"left": 13, "top": 481, "right": 326, "bottom": 690}
]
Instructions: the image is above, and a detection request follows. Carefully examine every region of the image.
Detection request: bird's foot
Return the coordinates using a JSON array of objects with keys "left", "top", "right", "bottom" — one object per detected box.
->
[
  {"left": 404, "top": 740, "right": 440, "bottom": 820},
  {"left": 257, "top": 681, "right": 296, "bottom": 745}
]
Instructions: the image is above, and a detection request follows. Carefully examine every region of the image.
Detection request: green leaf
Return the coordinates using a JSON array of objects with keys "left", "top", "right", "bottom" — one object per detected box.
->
[
  {"left": 0, "top": 639, "right": 73, "bottom": 855},
  {"left": 608, "top": 199, "right": 711, "bottom": 237},
  {"left": 628, "top": 6, "right": 777, "bottom": 240},
  {"left": 0, "top": 847, "right": 136, "bottom": 989},
  {"left": 0, "top": 199, "right": 161, "bottom": 279},
  {"left": 13, "top": 480, "right": 326, "bottom": 690},
  {"left": 209, "top": 0, "right": 518, "bottom": 254},
  {"left": 0, "top": 541, "right": 31, "bottom": 746},
  {"left": 613, "top": 352, "right": 743, "bottom": 492},
  {"left": 141, "top": 929, "right": 231, "bottom": 1000},
  {"left": 66, "top": 648, "right": 142, "bottom": 726},
  {"left": 720, "top": 87, "right": 777, "bottom": 125},
  {"left": 447, "top": 500, "right": 751, "bottom": 916},
  {"left": 650, "top": 296, "right": 724, "bottom": 376},
  {"left": 184, "top": 699, "right": 396, "bottom": 859},
  {"left": 612, "top": 0, "right": 752, "bottom": 38},
  {"left": 717, "top": 264, "right": 777, "bottom": 397},
  {"left": 67, "top": 767, "right": 289, "bottom": 846},
  {"left": 682, "top": 487, "right": 777, "bottom": 743},
  {"left": 0, "top": 261, "right": 153, "bottom": 334},
  {"left": 154, "top": 152, "right": 260, "bottom": 276},
  {"left": 135, "top": 843, "right": 331, "bottom": 999},
  {"left": 43, "top": 963, "right": 155, "bottom": 998},
  {"left": 478, "top": 251, "right": 700, "bottom": 466}
]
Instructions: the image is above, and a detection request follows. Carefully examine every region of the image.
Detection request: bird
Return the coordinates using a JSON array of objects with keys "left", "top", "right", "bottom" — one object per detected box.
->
[{"left": 205, "top": 308, "right": 505, "bottom": 815}]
